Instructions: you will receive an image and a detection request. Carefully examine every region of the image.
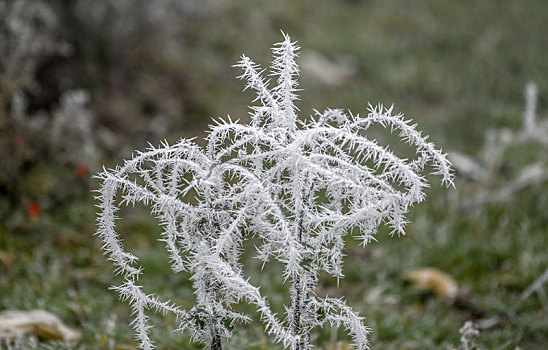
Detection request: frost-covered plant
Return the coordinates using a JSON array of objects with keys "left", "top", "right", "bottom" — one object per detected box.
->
[
  {"left": 447, "top": 84, "right": 548, "bottom": 311},
  {"left": 98, "top": 141, "right": 241, "bottom": 349},
  {"left": 449, "top": 82, "right": 548, "bottom": 211},
  {"left": 521, "top": 267, "right": 548, "bottom": 307},
  {"left": 50, "top": 90, "right": 97, "bottom": 166},
  {"left": 96, "top": 34, "right": 453, "bottom": 350},
  {"left": 458, "top": 321, "right": 479, "bottom": 350},
  {"left": 0, "top": 0, "right": 61, "bottom": 121},
  {"left": 223, "top": 33, "right": 453, "bottom": 350},
  {"left": 96, "top": 141, "right": 292, "bottom": 350}
]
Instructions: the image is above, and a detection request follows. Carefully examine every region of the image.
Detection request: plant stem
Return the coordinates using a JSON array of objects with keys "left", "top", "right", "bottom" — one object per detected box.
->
[
  {"left": 291, "top": 209, "right": 307, "bottom": 350},
  {"left": 210, "top": 325, "right": 223, "bottom": 350},
  {"left": 292, "top": 276, "right": 302, "bottom": 350}
]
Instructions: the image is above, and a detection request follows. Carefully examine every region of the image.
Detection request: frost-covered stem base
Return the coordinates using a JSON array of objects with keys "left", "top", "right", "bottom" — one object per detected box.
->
[
  {"left": 208, "top": 305, "right": 223, "bottom": 350},
  {"left": 206, "top": 254, "right": 223, "bottom": 350},
  {"left": 291, "top": 210, "right": 311, "bottom": 350},
  {"left": 291, "top": 276, "right": 304, "bottom": 350},
  {"left": 291, "top": 268, "right": 315, "bottom": 350},
  {"left": 210, "top": 329, "right": 222, "bottom": 350}
]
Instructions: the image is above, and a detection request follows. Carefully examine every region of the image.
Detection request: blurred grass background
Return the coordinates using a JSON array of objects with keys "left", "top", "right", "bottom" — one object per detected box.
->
[{"left": 1, "top": 0, "right": 547, "bottom": 349}]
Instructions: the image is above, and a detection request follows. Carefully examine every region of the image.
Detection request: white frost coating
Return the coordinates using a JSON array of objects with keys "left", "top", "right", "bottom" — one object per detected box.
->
[
  {"left": 96, "top": 34, "right": 453, "bottom": 350},
  {"left": 450, "top": 81, "right": 548, "bottom": 211}
]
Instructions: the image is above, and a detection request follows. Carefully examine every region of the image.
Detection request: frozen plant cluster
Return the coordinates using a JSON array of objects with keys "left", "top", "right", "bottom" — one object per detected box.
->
[
  {"left": 449, "top": 82, "right": 548, "bottom": 211},
  {"left": 0, "top": 0, "right": 102, "bottom": 220},
  {"left": 96, "top": 34, "right": 453, "bottom": 350},
  {"left": 448, "top": 82, "right": 548, "bottom": 314},
  {"left": 0, "top": 0, "right": 60, "bottom": 106},
  {"left": 1, "top": 0, "right": 96, "bottom": 164}
]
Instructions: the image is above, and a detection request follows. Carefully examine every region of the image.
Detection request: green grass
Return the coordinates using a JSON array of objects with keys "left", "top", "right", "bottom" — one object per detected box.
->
[{"left": 2, "top": 0, "right": 548, "bottom": 349}]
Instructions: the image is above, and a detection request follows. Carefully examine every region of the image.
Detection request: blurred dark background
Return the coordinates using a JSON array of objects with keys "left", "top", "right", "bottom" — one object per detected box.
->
[{"left": 1, "top": 1, "right": 547, "bottom": 349}]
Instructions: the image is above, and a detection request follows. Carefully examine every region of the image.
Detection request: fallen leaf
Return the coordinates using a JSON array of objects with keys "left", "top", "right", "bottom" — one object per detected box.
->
[
  {"left": 0, "top": 310, "right": 81, "bottom": 344},
  {"left": 403, "top": 267, "right": 459, "bottom": 299}
]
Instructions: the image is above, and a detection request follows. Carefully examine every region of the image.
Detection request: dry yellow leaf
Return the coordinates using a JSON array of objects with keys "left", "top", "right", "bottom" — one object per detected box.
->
[{"left": 403, "top": 267, "right": 458, "bottom": 299}]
